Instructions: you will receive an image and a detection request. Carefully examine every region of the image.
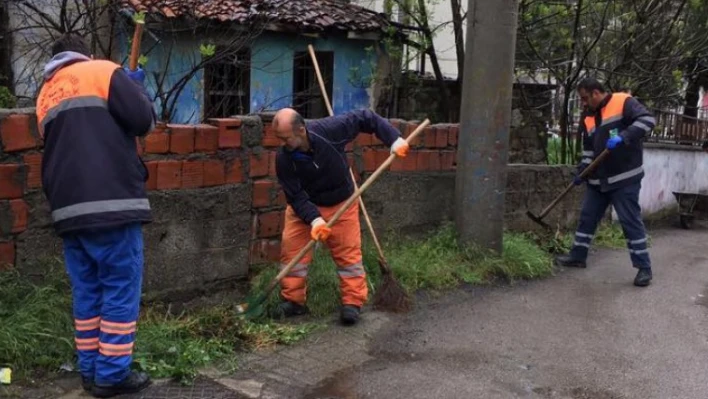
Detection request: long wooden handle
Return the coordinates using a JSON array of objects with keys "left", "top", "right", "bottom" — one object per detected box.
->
[
  {"left": 307, "top": 44, "right": 387, "bottom": 260},
  {"left": 129, "top": 21, "right": 145, "bottom": 71},
  {"left": 307, "top": 45, "right": 334, "bottom": 116},
  {"left": 538, "top": 148, "right": 611, "bottom": 218},
  {"left": 265, "top": 120, "right": 430, "bottom": 293}
]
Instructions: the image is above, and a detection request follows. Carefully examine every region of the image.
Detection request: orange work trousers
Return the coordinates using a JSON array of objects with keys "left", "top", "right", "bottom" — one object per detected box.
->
[{"left": 280, "top": 200, "right": 367, "bottom": 308}]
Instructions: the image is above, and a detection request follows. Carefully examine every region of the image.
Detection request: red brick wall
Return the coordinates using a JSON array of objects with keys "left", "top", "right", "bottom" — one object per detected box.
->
[{"left": 0, "top": 109, "right": 459, "bottom": 272}]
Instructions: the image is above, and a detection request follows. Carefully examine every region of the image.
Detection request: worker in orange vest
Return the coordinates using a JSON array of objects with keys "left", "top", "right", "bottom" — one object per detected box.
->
[
  {"left": 35, "top": 34, "right": 154, "bottom": 397},
  {"left": 271, "top": 108, "right": 409, "bottom": 325},
  {"left": 556, "top": 78, "right": 655, "bottom": 287}
]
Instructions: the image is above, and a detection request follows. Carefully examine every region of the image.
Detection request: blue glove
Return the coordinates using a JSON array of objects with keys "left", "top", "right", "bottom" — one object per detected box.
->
[
  {"left": 606, "top": 135, "right": 623, "bottom": 150},
  {"left": 123, "top": 67, "right": 146, "bottom": 86}
]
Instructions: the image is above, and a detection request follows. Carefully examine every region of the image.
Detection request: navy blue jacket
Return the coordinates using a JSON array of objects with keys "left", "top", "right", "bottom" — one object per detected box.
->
[
  {"left": 577, "top": 93, "right": 655, "bottom": 192},
  {"left": 36, "top": 51, "right": 155, "bottom": 235},
  {"left": 276, "top": 109, "right": 402, "bottom": 224}
]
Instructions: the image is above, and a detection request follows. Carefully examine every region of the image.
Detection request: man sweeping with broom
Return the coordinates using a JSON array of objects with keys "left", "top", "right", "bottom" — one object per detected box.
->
[{"left": 271, "top": 108, "right": 409, "bottom": 326}]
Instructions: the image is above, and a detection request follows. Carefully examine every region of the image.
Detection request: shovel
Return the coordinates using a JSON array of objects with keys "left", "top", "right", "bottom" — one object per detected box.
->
[{"left": 526, "top": 149, "right": 610, "bottom": 230}]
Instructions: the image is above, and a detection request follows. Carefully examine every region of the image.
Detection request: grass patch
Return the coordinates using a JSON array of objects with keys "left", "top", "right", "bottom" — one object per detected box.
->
[
  {"left": 547, "top": 137, "right": 581, "bottom": 165},
  {"left": 2, "top": 221, "right": 640, "bottom": 385},
  {"left": 249, "top": 224, "right": 556, "bottom": 318},
  {"left": 0, "top": 259, "right": 319, "bottom": 385}
]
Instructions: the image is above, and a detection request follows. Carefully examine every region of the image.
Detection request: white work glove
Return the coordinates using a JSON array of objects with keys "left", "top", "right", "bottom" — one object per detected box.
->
[
  {"left": 310, "top": 217, "right": 332, "bottom": 241},
  {"left": 390, "top": 137, "right": 410, "bottom": 157}
]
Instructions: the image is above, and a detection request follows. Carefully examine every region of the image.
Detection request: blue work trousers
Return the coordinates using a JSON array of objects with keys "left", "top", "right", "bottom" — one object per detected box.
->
[
  {"left": 62, "top": 222, "right": 144, "bottom": 385},
  {"left": 570, "top": 182, "right": 651, "bottom": 269}
]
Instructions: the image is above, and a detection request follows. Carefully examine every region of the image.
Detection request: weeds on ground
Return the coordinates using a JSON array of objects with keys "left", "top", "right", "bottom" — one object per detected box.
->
[
  {"left": 0, "top": 259, "right": 319, "bottom": 385},
  {"left": 250, "top": 224, "right": 556, "bottom": 318},
  {"left": 554, "top": 221, "right": 653, "bottom": 251}
]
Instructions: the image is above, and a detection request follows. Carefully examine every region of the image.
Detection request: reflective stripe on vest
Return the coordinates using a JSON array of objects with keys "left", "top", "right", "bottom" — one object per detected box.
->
[{"left": 36, "top": 59, "right": 118, "bottom": 137}]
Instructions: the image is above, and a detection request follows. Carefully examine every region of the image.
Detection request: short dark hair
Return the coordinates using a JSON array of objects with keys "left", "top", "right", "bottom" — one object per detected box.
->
[
  {"left": 51, "top": 34, "right": 90, "bottom": 57},
  {"left": 577, "top": 77, "right": 606, "bottom": 94},
  {"left": 291, "top": 112, "right": 305, "bottom": 130}
]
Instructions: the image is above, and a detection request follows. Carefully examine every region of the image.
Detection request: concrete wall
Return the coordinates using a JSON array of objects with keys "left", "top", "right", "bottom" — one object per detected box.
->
[
  {"left": 0, "top": 108, "right": 583, "bottom": 298},
  {"left": 637, "top": 144, "right": 708, "bottom": 216}
]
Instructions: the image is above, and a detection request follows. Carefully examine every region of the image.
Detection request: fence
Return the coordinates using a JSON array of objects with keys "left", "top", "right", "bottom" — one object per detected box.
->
[{"left": 648, "top": 108, "right": 708, "bottom": 146}]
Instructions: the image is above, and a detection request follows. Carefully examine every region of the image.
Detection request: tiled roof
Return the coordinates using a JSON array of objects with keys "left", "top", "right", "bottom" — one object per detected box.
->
[{"left": 119, "top": 0, "right": 391, "bottom": 32}]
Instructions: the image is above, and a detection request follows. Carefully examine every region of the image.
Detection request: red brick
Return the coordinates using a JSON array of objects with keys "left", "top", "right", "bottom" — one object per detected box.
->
[
  {"left": 169, "top": 125, "right": 195, "bottom": 154},
  {"left": 203, "top": 160, "right": 226, "bottom": 186},
  {"left": 181, "top": 161, "right": 204, "bottom": 188},
  {"left": 435, "top": 126, "right": 449, "bottom": 148},
  {"left": 226, "top": 159, "right": 245, "bottom": 184},
  {"left": 429, "top": 151, "right": 442, "bottom": 171},
  {"left": 250, "top": 152, "right": 269, "bottom": 177},
  {"left": 402, "top": 152, "right": 417, "bottom": 171},
  {"left": 0, "top": 164, "right": 24, "bottom": 199},
  {"left": 441, "top": 151, "right": 456, "bottom": 170},
  {"left": 145, "top": 161, "right": 158, "bottom": 190},
  {"left": 405, "top": 123, "right": 421, "bottom": 147},
  {"left": 423, "top": 127, "right": 436, "bottom": 148},
  {"left": 0, "top": 241, "right": 14, "bottom": 270},
  {"left": 372, "top": 134, "right": 383, "bottom": 146},
  {"left": 268, "top": 151, "right": 277, "bottom": 177},
  {"left": 156, "top": 160, "right": 182, "bottom": 190},
  {"left": 195, "top": 124, "right": 219, "bottom": 153},
  {"left": 258, "top": 211, "right": 283, "bottom": 238},
  {"left": 23, "top": 153, "right": 41, "bottom": 189},
  {"left": 355, "top": 133, "right": 372, "bottom": 147},
  {"left": 449, "top": 125, "right": 459, "bottom": 146},
  {"left": 375, "top": 150, "right": 389, "bottom": 170},
  {"left": 262, "top": 124, "right": 281, "bottom": 147},
  {"left": 9, "top": 199, "right": 29, "bottom": 234},
  {"left": 145, "top": 129, "right": 169, "bottom": 154},
  {"left": 252, "top": 180, "right": 274, "bottom": 208},
  {"left": 363, "top": 148, "right": 376, "bottom": 172},
  {"left": 135, "top": 137, "right": 144, "bottom": 155},
  {"left": 275, "top": 189, "right": 286, "bottom": 206},
  {"left": 209, "top": 118, "right": 242, "bottom": 149},
  {"left": 345, "top": 142, "right": 354, "bottom": 152},
  {"left": 0, "top": 114, "right": 36, "bottom": 152},
  {"left": 417, "top": 151, "right": 431, "bottom": 171}
]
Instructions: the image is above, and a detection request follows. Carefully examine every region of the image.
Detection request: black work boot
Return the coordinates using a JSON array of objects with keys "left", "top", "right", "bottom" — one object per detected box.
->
[
  {"left": 272, "top": 301, "right": 308, "bottom": 319},
  {"left": 92, "top": 371, "right": 151, "bottom": 398},
  {"left": 340, "top": 305, "right": 361, "bottom": 326},
  {"left": 634, "top": 268, "right": 652, "bottom": 287},
  {"left": 554, "top": 254, "right": 587, "bottom": 268},
  {"left": 81, "top": 375, "right": 93, "bottom": 393}
]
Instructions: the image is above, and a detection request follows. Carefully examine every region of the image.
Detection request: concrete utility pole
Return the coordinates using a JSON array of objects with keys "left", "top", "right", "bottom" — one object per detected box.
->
[{"left": 455, "top": 0, "right": 519, "bottom": 253}]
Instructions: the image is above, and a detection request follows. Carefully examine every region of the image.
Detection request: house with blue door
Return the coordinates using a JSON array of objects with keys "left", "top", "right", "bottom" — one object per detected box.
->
[{"left": 116, "top": 0, "right": 405, "bottom": 124}]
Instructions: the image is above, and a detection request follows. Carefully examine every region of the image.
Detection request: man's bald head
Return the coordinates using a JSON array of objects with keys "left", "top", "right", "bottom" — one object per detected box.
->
[{"left": 272, "top": 108, "right": 308, "bottom": 151}]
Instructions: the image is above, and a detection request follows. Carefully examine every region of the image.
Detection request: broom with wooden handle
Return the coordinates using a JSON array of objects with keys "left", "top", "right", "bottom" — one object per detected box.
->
[
  {"left": 306, "top": 44, "right": 412, "bottom": 313},
  {"left": 235, "top": 118, "right": 430, "bottom": 317}
]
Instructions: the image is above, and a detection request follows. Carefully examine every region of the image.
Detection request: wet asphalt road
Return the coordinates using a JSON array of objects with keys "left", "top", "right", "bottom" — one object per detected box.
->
[{"left": 304, "top": 226, "right": 708, "bottom": 399}]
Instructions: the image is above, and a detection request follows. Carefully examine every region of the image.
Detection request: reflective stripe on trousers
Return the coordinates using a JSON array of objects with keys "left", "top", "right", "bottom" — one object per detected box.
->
[
  {"left": 62, "top": 222, "right": 144, "bottom": 384},
  {"left": 569, "top": 182, "right": 650, "bottom": 268},
  {"left": 279, "top": 201, "right": 368, "bottom": 307}
]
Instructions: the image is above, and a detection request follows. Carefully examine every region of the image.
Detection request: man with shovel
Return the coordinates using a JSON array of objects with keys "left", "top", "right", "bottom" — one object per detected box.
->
[
  {"left": 271, "top": 107, "right": 409, "bottom": 325},
  {"left": 555, "top": 78, "right": 655, "bottom": 287}
]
